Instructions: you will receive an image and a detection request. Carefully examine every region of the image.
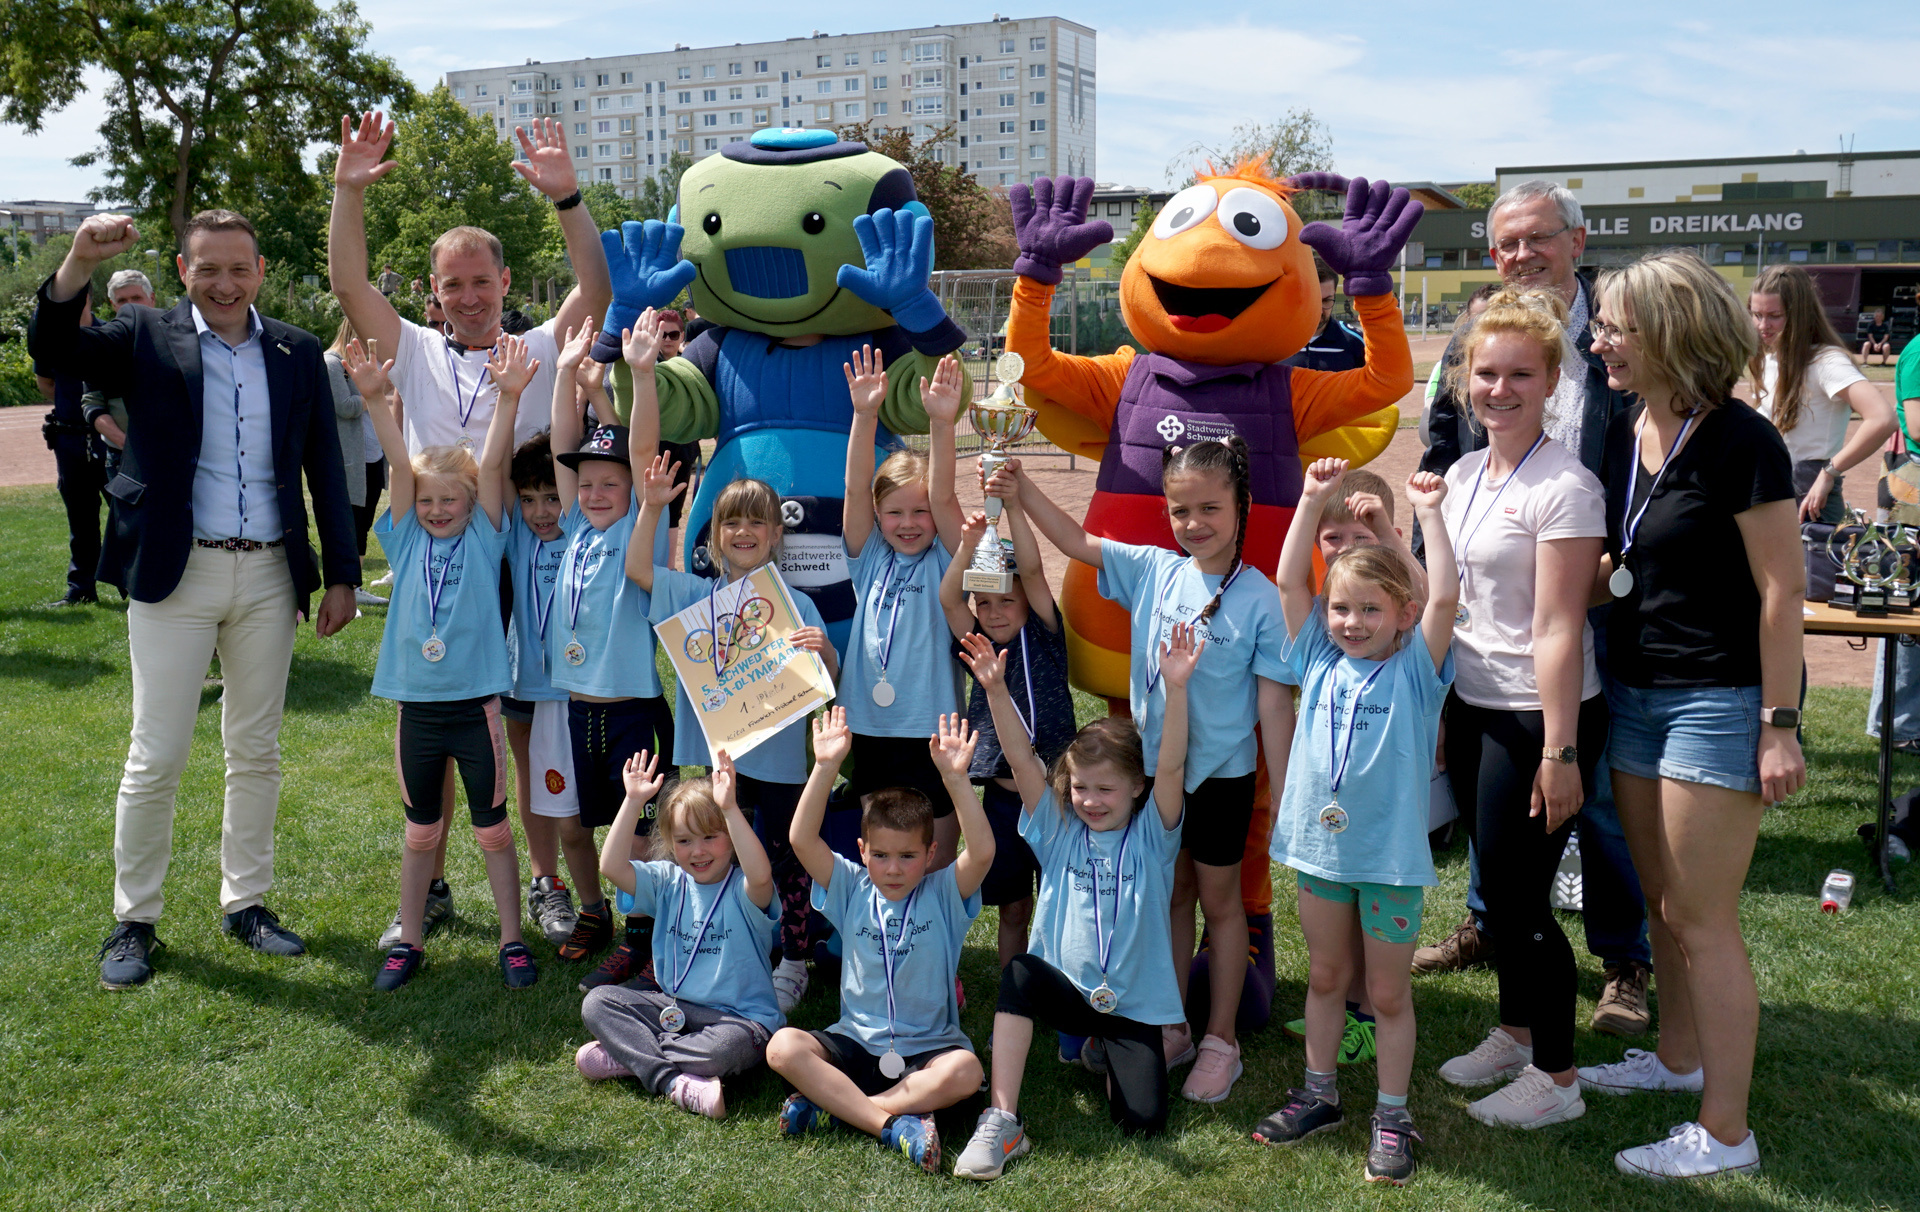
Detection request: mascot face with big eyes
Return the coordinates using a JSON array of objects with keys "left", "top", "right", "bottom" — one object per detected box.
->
[{"left": 1121, "top": 174, "right": 1322, "bottom": 366}]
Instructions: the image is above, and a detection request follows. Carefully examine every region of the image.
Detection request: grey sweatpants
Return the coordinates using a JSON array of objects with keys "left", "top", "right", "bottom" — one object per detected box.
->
[{"left": 581, "top": 985, "right": 771, "bottom": 1095}]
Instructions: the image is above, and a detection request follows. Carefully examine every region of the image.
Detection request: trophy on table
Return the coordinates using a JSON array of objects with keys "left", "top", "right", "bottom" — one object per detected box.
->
[
  {"left": 1890, "top": 525, "right": 1920, "bottom": 614},
  {"left": 962, "top": 351, "right": 1039, "bottom": 595},
  {"left": 1831, "top": 509, "right": 1902, "bottom": 617}
]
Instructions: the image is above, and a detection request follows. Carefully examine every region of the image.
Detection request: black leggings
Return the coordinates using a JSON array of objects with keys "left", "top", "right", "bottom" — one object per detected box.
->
[
  {"left": 997, "top": 954, "right": 1168, "bottom": 1136},
  {"left": 739, "top": 773, "right": 810, "bottom": 962},
  {"left": 396, "top": 696, "right": 508, "bottom": 828},
  {"left": 1443, "top": 691, "right": 1608, "bottom": 1075}
]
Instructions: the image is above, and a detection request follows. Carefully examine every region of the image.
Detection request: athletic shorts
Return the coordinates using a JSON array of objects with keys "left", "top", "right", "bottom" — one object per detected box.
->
[
  {"left": 977, "top": 780, "right": 1039, "bottom": 907},
  {"left": 1296, "top": 873, "right": 1425, "bottom": 944},
  {"left": 1176, "top": 772, "right": 1258, "bottom": 868},
  {"left": 850, "top": 732, "right": 954, "bottom": 818},
  {"left": 498, "top": 695, "right": 534, "bottom": 725},
  {"left": 568, "top": 695, "right": 675, "bottom": 829},
  {"left": 528, "top": 698, "right": 581, "bottom": 819},
  {"left": 808, "top": 1029, "right": 970, "bottom": 1097}
]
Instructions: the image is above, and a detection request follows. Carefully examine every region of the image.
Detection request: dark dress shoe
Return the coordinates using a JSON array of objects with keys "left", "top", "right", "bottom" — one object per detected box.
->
[
  {"left": 43, "top": 591, "right": 98, "bottom": 608},
  {"left": 222, "top": 904, "right": 307, "bottom": 956},
  {"left": 99, "top": 921, "right": 163, "bottom": 989}
]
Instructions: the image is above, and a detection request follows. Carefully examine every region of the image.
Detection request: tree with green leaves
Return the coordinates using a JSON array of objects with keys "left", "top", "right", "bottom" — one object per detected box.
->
[
  {"left": 1169, "top": 108, "right": 1339, "bottom": 221},
  {"left": 835, "top": 121, "right": 1014, "bottom": 270},
  {"left": 1107, "top": 202, "right": 1157, "bottom": 274},
  {"left": 634, "top": 152, "right": 692, "bottom": 223},
  {"left": 1452, "top": 182, "right": 1497, "bottom": 210},
  {"left": 0, "top": 0, "right": 412, "bottom": 249}
]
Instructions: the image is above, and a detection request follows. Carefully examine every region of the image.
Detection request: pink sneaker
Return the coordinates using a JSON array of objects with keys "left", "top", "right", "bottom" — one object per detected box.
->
[
  {"left": 575, "top": 1041, "right": 632, "bottom": 1082},
  {"left": 1181, "top": 1034, "right": 1244, "bottom": 1104},
  {"left": 669, "top": 1073, "right": 727, "bottom": 1119},
  {"left": 1162, "top": 1021, "right": 1197, "bottom": 1070}
]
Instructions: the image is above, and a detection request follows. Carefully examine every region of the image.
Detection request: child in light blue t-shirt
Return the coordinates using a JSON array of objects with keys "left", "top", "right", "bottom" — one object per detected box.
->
[
  {"left": 1251, "top": 457, "right": 1458, "bottom": 1189},
  {"left": 839, "top": 347, "right": 968, "bottom": 866},
  {"left": 349, "top": 334, "right": 535, "bottom": 993},
  {"left": 764, "top": 706, "right": 994, "bottom": 1175},
  {"left": 577, "top": 749, "right": 782, "bottom": 1120},
  {"left": 948, "top": 626, "right": 1200, "bottom": 1181}
]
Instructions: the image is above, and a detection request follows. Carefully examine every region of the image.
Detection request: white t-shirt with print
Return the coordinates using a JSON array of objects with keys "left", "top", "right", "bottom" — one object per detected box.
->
[
  {"left": 1756, "top": 346, "right": 1867, "bottom": 465},
  {"left": 1442, "top": 437, "right": 1606, "bottom": 712},
  {"left": 390, "top": 316, "right": 561, "bottom": 456}
]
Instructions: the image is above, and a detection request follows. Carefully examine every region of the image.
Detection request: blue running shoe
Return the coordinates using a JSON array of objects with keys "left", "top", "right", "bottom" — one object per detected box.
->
[
  {"left": 879, "top": 1113, "right": 940, "bottom": 1173},
  {"left": 778, "top": 1092, "right": 837, "bottom": 1136}
]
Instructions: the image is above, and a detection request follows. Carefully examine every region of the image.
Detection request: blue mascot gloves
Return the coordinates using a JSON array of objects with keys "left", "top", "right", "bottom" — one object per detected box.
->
[
  {"left": 836, "top": 208, "right": 946, "bottom": 334},
  {"left": 594, "top": 219, "right": 698, "bottom": 363}
]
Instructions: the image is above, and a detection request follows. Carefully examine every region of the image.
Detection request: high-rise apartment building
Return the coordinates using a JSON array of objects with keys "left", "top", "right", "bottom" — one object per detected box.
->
[{"left": 444, "top": 15, "right": 1094, "bottom": 199}]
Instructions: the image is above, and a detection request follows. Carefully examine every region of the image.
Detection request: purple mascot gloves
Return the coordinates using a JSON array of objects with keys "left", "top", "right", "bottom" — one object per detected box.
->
[
  {"left": 1285, "top": 173, "right": 1425, "bottom": 300},
  {"left": 593, "top": 219, "right": 698, "bottom": 363},
  {"left": 1010, "top": 176, "right": 1114, "bottom": 286}
]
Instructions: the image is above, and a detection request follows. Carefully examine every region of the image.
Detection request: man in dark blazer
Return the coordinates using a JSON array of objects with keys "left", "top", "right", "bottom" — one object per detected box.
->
[{"left": 31, "top": 208, "right": 360, "bottom": 990}]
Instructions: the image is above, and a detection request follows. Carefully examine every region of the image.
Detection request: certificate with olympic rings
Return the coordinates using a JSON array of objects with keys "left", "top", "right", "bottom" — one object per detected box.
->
[{"left": 653, "top": 563, "right": 835, "bottom": 760}]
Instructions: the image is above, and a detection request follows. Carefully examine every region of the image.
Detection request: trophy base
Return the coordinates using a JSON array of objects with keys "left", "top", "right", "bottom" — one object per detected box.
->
[
  {"left": 962, "top": 568, "right": 1015, "bottom": 595},
  {"left": 1857, "top": 588, "right": 1890, "bottom": 618},
  {"left": 1832, "top": 585, "right": 1859, "bottom": 611},
  {"left": 1888, "top": 587, "right": 1916, "bottom": 614}
]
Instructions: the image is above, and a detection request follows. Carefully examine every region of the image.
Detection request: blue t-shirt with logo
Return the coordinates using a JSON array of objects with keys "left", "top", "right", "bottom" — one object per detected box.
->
[
  {"left": 840, "top": 531, "right": 963, "bottom": 737},
  {"left": 1270, "top": 610, "right": 1452, "bottom": 888},
  {"left": 811, "top": 852, "right": 980, "bottom": 1055},
  {"left": 504, "top": 510, "right": 570, "bottom": 703},
  {"left": 615, "top": 859, "right": 782, "bottom": 1033},
  {"left": 1096, "top": 539, "right": 1289, "bottom": 789},
  {"left": 371, "top": 508, "right": 511, "bottom": 703},
  {"left": 648, "top": 566, "right": 828, "bottom": 782},
  {"left": 546, "top": 494, "right": 665, "bottom": 700},
  {"left": 1022, "top": 788, "right": 1185, "bottom": 1026}
]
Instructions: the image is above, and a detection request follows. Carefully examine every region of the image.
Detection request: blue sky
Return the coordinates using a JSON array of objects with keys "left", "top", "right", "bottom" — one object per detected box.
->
[{"left": 4, "top": 1, "right": 1916, "bottom": 203}]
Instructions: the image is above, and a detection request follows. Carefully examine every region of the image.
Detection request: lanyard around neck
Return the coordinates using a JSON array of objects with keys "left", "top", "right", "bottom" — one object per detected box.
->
[
  {"left": 422, "top": 533, "right": 463, "bottom": 636},
  {"left": 1453, "top": 432, "right": 1547, "bottom": 590},
  {"left": 1326, "top": 658, "right": 1389, "bottom": 801},
  {"left": 1084, "top": 811, "right": 1138, "bottom": 981},
  {"left": 1619, "top": 409, "right": 1701, "bottom": 562},
  {"left": 871, "top": 882, "right": 921, "bottom": 1046},
  {"left": 666, "top": 867, "right": 736, "bottom": 1000}
]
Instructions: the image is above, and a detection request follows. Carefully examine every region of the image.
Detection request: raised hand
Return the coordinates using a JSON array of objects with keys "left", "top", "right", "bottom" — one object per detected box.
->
[
  {"left": 556, "top": 319, "right": 596, "bottom": 373},
  {"left": 930, "top": 713, "right": 978, "bottom": 777},
  {"left": 1009, "top": 176, "right": 1113, "bottom": 286},
  {"left": 960, "top": 510, "right": 990, "bottom": 548},
  {"left": 957, "top": 631, "right": 1008, "bottom": 691},
  {"left": 622, "top": 306, "right": 665, "bottom": 370},
  {"left": 836, "top": 208, "right": 944, "bottom": 332},
  {"left": 597, "top": 220, "right": 696, "bottom": 362},
  {"left": 920, "top": 354, "right": 964, "bottom": 426},
  {"left": 335, "top": 112, "right": 398, "bottom": 190},
  {"left": 981, "top": 456, "right": 1024, "bottom": 506},
  {"left": 641, "top": 451, "right": 686, "bottom": 509},
  {"left": 712, "top": 750, "right": 738, "bottom": 812},
  {"left": 1405, "top": 470, "right": 1447, "bottom": 512},
  {"left": 1301, "top": 457, "right": 1349, "bottom": 502},
  {"left": 813, "top": 706, "right": 853, "bottom": 766},
  {"left": 1297, "top": 176, "right": 1424, "bottom": 298},
  {"left": 343, "top": 338, "right": 395, "bottom": 400},
  {"left": 512, "top": 117, "right": 580, "bottom": 200},
  {"left": 1347, "top": 492, "right": 1392, "bottom": 538},
  {"left": 843, "top": 344, "right": 887, "bottom": 418},
  {"left": 621, "top": 749, "right": 664, "bottom": 803},
  {"left": 1159, "top": 621, "right": 1206, "bottom": 689},
  {"left": 486, "top": 333, "right": 540, "bottom": 398},
  {"left": 66, "top": 214, "right": 141, "bottom": 269}
]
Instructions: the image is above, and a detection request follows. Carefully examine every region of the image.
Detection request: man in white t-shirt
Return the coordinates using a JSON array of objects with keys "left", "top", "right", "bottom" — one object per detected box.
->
[{"left": 328, "top": 112, "right": 611, "bottom": 459}]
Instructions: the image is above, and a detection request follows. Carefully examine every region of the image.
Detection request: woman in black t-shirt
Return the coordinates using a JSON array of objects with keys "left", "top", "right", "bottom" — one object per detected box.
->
[{"left": 1579, "top": 252, "right": 1804, "bottom": 1182}]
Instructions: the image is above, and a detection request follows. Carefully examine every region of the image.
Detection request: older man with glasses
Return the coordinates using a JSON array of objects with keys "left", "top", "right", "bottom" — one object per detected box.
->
[{"left": 1415, "top": 180, "right": 1654, "bottom": 1039}]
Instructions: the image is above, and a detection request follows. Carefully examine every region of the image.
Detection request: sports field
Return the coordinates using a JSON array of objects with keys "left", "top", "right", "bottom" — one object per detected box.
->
[{"left": 0, "top": 482, "right": 1913, "bottom": 1211}]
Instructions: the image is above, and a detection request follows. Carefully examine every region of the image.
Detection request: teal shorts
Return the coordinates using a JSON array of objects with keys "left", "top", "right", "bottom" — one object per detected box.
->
[{"left": 1295, "top": 873, "right": 1426, "bottom": 944}]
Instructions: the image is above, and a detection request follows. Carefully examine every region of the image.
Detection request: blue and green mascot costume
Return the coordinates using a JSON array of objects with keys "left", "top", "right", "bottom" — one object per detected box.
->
[{"left": 597, "top": 127, "right": 970, "bottom": 647}]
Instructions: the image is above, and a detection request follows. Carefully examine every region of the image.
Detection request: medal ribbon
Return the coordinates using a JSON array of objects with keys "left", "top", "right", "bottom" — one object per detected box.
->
[
  {"left": 442, "top": 341, "right": 493, "bottom": 439},
  {"left": 1004, "top": 626, "right": 1037, "bottom": 743},
  {"left": 871, "top": 883, "right": 921, "bottom": 1051},
  {"left": 563, "top": 532, "right": 593, "bottom": 639},
  {"left": 528, "top": 538, "right": 563, "bottom": 641},
  {"left": 707, "top": 571, "right": 756, "bottom": 682},
  {"left": 1083, "top": 810, "right": 1138, "bottom": 984},
  {"left": 666, "top": 867, "right": 736, "bottom": 1003},
  {"left": 1144, "top": 560, "right": 1244, "bottom": 695},
  {"left": 872, "top": 547, "right": 930, "bottom": 680},
  {"left": 1326, "top": 659, "right": 1390, "bottom": 802},
  {"left": 1617, "top": 409, "right": 1701, "bottom": 567},
  {"left": 1453, "top": 432, "right": 1548, "bottom": 594},
  {"left": 422, "top": 533, "right": 463, "bottom": 638}
]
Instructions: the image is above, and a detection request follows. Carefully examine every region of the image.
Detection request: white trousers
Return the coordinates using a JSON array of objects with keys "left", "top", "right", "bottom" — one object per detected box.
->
[{"left": 114, "top": 546, "right": 297, "bottom": 922}]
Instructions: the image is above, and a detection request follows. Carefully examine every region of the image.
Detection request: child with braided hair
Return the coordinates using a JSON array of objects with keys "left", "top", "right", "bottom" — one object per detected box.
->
[{"left": 989, "top": 435, "right": 1293, "bottom": 1105}]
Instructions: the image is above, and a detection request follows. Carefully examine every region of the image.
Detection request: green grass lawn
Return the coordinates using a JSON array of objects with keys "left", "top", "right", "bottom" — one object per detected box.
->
[{"left": 0, "top": 483, "right": 1914, "bottom": 1211}]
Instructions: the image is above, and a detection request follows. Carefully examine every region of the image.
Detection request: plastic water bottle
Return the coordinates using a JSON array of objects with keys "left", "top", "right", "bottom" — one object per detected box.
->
[
  {"left": 1889, "top": 835, "right": 1912, "bottom": 864},
  {"left": 1820, "top": 869, "right": 1856, "bottom": 914}
]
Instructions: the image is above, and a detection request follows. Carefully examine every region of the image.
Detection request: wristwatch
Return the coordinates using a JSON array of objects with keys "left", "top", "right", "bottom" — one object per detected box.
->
[
  {"left": 1542, "top": 746, "right": 1578, "bottom": 765},
  {"left": 1820, "top": 460, "right": 1840, "bottom": 478},
  {"left": 1761, "top": 707, "right": 1801, "bottom": 728}
]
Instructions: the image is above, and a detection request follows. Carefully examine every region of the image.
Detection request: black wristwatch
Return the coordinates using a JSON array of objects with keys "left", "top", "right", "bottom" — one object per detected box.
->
[
  {"left": 1761, "top": 707, "right": 1801, "bottom": 728},
  {"left": 1542, "top": 746, "right": 1578, "bottom": 765},
  {"left": 553, "top": 189, "right": 584, "bottom": 211}
]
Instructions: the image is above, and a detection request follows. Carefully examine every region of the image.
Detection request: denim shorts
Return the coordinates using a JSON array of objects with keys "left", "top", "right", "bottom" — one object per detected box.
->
[{"left": 1605, "top": 681, "right": 1761, "bottom": 794}]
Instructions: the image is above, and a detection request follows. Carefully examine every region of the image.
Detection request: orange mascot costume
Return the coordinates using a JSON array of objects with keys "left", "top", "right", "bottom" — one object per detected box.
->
[{"left": 1005, "top": 170, "right": 1420, "bottom": 1029}]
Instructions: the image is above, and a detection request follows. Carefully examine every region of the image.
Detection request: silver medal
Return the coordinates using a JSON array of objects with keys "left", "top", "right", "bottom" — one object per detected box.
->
[
  {"left": 1608, "top": 565, "right": 1635, "bottom": 598},
  {"left": 871, "top": 678, "right": 896, "bottom": 708},
  {"left": 1454, "top": 602, "right": 1470, "bottom": 629},
  {"left": 456, "top": 434, "right": 476, "bottom": 452},
  {"left": 879, "top": 1049, "right": 906, "bottom": 1079},
  {"left": 421, "top": 635, "right": 446, "bottom": 663},
  {"left": 1089, "top": 983, "right": 1118, "bottom": 1014},
  {"left": 1320, "top": 802, "right": 1349, "bottom": 834},
  {"left": 564, "top": 640, "right": 587, "bottom": 666},
  {"left": 658, "top": 1003, "right": 686, "bottom": 1033}
]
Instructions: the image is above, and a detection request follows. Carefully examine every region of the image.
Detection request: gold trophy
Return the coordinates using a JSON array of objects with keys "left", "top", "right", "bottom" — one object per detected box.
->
[{"left": 962, "top": 352, "right": 1039, "bottom": 595}]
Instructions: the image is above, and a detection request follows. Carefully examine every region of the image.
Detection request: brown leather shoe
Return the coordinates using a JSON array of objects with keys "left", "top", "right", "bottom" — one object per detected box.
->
[
  {"left": 1591, "top": 960, "right": 1652, "bottom": 1036},
  {"left": 1411, "top": 913, "right": 1494, "bottom": 974}
]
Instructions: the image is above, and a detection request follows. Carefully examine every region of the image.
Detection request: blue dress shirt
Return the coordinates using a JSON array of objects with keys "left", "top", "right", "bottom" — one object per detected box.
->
[{"left": 191, "top": 306, "right": 281, "bottom": 542}]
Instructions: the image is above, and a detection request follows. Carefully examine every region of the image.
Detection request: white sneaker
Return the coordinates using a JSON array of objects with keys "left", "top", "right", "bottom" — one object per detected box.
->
[
  {"left": 1439, "top": 1027, "right": 1533, "bottom": 1087},
  {"left": 953, "top": 1107, "right": 1030, "bottom": 1180},
  {"left": 1615, "top": 1121, "right": 1761, "bottom": 1182},
  {"left": 1578, "top": 1048, "right": 1704, "bottom": 1096},
  {"left": 668, "top": 1073, "right": 727, "bottom": 1119},
  {"left": 1466, "top": 1065, "right": 1585, "bottom": 1129},
  {"left": 772, "top": 958, "right": 809, "bottom": 1013},
  {"left": 369, "top": 570, "right": 393, "bottom": 590}
]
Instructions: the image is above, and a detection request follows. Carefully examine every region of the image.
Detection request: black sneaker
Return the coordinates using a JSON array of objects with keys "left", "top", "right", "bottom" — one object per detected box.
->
[
  {"left": 98, "top": 921, "right": 163, "bottom": 990},
  {"left": 373, "top": 944, "right": 424, "bottom": 991},
  {"left": 580, "top": 922, "right": 652, "bottom": 993},
  {"left": 1365, "top": 1111, "right": 1422, "bottom": 1185},
  {"left": 557, "top": 903, "right": 613, "bottom": 963},
  {"left": 1252, "top": 1090, "right": 1345, "bottom": 1145},
  {"left": 221, "top": 904, "right": 306, "bottom": 956},
  {"left": 499, "top": 941, "right": 539, "bottom": 990}
]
